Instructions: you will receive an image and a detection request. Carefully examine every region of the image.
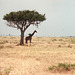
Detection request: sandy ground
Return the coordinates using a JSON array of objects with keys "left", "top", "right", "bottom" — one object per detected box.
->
[{"left": 0, "top": 36, "right": 75, "bottom": 75}]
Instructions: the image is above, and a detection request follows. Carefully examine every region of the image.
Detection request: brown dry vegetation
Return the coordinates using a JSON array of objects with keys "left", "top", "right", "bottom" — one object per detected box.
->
[{"left": 0, "top": 36, "right": 75, "bottom": 75}]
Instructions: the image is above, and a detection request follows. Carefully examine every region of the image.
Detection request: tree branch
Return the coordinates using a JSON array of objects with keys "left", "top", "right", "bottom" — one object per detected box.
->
[
  {"left": 7, "top": 24, "right": 17, "bottom": 28},
  {"left": 24, "top": 24, "right": 30, "bottom": 31},
  {"left": 14, "top": 22, "right": 22, "bottom": 30}
]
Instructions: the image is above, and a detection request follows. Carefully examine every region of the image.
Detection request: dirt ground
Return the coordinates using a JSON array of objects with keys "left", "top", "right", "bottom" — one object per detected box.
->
[{"left": 0, "top": 36, "right": 75, "bottom": 75}]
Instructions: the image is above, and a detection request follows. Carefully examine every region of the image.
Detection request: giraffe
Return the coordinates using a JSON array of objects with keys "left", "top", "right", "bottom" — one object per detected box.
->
[{"left": 25, "top": 30, "right": 37, "bottom": 45}]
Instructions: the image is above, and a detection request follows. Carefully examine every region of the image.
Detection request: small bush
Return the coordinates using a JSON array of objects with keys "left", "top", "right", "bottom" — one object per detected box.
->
[
  {"left": 59, "top": 39, "right": 63, "bottom": 41},
  {"left": 0, "top": 46, "right": 4, "bottom": 49},
  {"left": 49, "top": 63, "right": 75, "bottom": 72},
  {"left": 68, "top": 45, "right": 72, "bottom": 48},
  {"left": 52, "top": 39, "right": 57, "bottom": 41},
  {"left": 4, "top": 67, "right": 12, "bottom": 75},
  {"left": 0, "top": 67, "right": 12, "bottom": 75},
  {"left": 58, "top": 63, "right": 71, "bottom": 71},
  {"left": 58, "top": 45, "right": 61, "bottom": 47},
  {"left": 70, "top": 39, "right": 75, "bottom": 44},
  {"left": 49, "top": 66, "right": 56, "bottom": 70}
]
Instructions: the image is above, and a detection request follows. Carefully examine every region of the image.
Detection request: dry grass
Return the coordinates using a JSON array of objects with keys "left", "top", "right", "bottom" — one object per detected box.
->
[{"left": 0, "top": 36, "right": 75, "bottom": 75}]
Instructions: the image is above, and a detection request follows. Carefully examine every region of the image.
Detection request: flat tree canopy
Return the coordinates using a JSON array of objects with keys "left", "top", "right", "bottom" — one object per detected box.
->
[{"left": 3, "top": 10, "right": 46, "bottom": 45}]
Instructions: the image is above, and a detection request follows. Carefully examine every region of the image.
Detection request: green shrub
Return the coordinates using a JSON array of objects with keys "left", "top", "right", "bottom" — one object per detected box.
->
[
  {"left": 49, "top": 63, "right": 75, "bottom": 72},
  {"left": 0, "top": 67, "right": 12, "bottom": 75},
  {"left": 49, "top": 66, "right": 56, "bottom": 70},
  {"left": 70, "top": 40, "right": 75, "bottom": 44},
  {"left": 4, "top": 67, "right": 12, "bottom": 75},
  {"left": 52, "top": 39, "right": 57, "bottom": 41},
  {"left": 58, "top": 63, "right": 71, "bottom": 71}
]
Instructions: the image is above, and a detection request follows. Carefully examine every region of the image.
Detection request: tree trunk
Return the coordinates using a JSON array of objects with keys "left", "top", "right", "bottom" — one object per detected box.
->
[{"left": 20, "top": 31, "right": 24, "bottom": 45}]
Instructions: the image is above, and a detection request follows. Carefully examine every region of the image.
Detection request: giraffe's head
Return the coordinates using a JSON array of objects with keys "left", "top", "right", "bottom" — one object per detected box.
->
[{"left": 34, "top": 30, "right": 37, "bottom": 33}]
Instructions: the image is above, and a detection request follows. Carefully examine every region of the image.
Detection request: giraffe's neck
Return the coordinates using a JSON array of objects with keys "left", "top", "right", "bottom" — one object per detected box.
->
[{"left": 30, "top": 31, "right": 36, "bottom": 37}]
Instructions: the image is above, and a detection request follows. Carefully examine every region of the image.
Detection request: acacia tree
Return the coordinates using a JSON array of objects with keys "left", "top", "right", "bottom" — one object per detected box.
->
[{"left": 3, "top": 10, "right": 46, "bottom": 45}]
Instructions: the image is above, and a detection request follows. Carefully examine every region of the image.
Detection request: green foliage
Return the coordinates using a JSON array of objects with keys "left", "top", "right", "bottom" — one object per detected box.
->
[
  {"left": 3, "top": 10, "right": 46, "bottom": 23},
  {"left": 49, "top": 66, "right": 56, "bottom": 70},
  {"left": 58, "top": 63, "right": 75, "bottom": 71},
  {"left": 52, "top": 39, "right": 57, "bottom": 41},
  {"left": 70, "top": 39, "right": 75, "bottom": 44},
  {"left": 0, "top": 67, "right": 12, "bottom": 75},
  {"left": 4, "top": 67, "right": 12, "bottom": 75},
  {"left": 49, "top": 63, "right": 75, "bottom": 72}
]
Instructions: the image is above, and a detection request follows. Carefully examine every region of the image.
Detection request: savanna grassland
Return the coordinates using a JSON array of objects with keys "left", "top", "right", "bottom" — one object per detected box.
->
[{"left": 0, "top": 36, "right": 75, "bottom": 75}]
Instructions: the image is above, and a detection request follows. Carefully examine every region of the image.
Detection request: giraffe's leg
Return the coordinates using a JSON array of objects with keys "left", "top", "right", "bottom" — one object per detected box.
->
[{"left": 30, "top": 39, "right": 31, "bottom": 45}]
